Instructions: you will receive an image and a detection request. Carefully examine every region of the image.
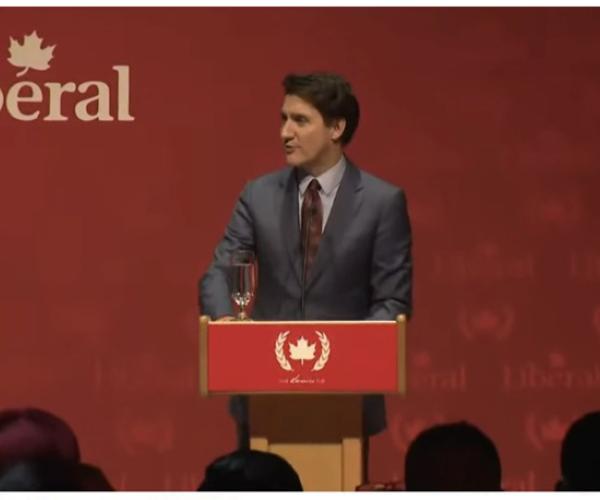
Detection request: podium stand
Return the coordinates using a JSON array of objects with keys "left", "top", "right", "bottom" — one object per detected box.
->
[{"left": 199, "top": 316, "right": 407, "bottom": 491}]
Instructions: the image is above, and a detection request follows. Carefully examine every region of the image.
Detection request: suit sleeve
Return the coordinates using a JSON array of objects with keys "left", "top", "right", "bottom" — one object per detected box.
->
[
  {"left": 198, "top": 183, "right": 255, "bottom": 319},
  {"left": 367, "top": 189, "right": 413, "bottom": 320}
]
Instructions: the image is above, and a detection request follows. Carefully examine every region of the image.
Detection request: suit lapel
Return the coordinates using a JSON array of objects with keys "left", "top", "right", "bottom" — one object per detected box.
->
[
  {"left": 305, "top": 162, "right": 363, "bottom": 290},
  {"left": 280, "top": 168, "right": 303, "bottom": 286}
]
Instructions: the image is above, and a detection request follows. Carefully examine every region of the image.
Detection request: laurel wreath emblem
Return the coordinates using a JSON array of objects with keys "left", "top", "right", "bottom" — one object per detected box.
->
[
  {"left": 312, "top": 330, "right": 330, "bottom": 372},
  {"left": 274, "top": 330, "right": 330, "bottom": 372},
  {"left": 275, "top": 330, "right": 293, "bottom": 371}
]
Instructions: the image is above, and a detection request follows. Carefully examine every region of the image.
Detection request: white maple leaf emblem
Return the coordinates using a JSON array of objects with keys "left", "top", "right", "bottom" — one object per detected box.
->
[
  {"left": 289, "top": 336, "right": 316, "bottom": 365},
  {"left": 8, "top": 31, "right": 56, "bottom": 77}
]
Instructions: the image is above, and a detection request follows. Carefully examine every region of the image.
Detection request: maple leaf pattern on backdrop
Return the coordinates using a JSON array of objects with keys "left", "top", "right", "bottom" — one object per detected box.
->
[
  {"left": 8, "top": 31, "right": 56, "bottom": 77},
  {"left": 289, "top": 336, "right": 316, "bottom": 365}
]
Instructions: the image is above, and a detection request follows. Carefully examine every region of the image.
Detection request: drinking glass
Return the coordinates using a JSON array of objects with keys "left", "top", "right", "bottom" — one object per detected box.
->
[{"left": 230, "top": 249, "right": 256, "bottom": 320}]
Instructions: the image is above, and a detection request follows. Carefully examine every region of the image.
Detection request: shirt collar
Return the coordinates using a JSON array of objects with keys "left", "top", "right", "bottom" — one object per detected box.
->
[{"left": 298, "top": 155, "right": 346, "bottom": 196}]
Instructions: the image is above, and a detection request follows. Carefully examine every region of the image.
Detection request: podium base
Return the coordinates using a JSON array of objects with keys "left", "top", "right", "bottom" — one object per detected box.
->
[{"left": 249, "top": 395, "right": 364, "bottom": 491}]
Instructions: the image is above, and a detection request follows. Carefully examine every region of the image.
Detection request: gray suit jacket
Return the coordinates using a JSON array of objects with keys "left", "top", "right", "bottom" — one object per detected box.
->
[{"left": 199, "top": 161, "right": 412, "bottom": 435}]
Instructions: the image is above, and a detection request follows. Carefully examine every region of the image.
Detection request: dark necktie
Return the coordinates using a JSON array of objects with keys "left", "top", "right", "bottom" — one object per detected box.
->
[{"left": 301, "top": 179, "right": 323, "bottom": 283}]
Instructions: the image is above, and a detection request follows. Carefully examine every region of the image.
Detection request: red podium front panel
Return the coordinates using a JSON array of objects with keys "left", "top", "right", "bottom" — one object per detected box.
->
[{"left": 201, "top": 320, "right": 403, "bottom": 394}]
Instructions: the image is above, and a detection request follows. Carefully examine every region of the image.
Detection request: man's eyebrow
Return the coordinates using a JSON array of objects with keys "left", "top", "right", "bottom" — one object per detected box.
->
[
  {"left": 280, "top": 111, "right": 309, "bottom": 121},
  {"left": 290, "top": 112, "right": 309, "bottom": 120}
]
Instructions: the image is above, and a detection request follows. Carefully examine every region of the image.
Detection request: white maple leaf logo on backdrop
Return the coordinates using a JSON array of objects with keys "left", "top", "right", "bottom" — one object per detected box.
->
[{"left": 7, "top": 31, "right": 56, "bottom": 77}]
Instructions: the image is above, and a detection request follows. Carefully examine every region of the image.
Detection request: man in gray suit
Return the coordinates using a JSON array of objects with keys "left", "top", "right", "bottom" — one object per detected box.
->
[{"left": 199, "top": 72, "right": 412, "bottom": 454}]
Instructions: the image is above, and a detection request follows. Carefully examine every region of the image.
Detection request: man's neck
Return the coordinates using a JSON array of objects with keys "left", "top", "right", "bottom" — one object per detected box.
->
[{"left": 302, "top": 151, "right": 344, "bottom": 178}]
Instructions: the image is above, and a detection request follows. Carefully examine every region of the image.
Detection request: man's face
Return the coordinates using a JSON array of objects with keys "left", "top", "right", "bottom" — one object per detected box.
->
[{"left": 280, "top": 94, "right": 343, "bottom": 171}]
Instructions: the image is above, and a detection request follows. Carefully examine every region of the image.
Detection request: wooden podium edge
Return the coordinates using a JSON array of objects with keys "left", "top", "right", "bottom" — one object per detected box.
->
[
  {"left": 396, "top": 314, "right": 407, "bottom": 395},
  {"left": 206, "top": 389, "right": 400, "bottom": 396},
  {"left": 199, "top": 315, "right": 210, "bottom": 396}
]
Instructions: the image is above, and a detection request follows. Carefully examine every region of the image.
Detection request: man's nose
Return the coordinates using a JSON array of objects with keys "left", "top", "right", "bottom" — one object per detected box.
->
[{"left": 280, "top": 119, "right": 294, "bottom": 140}]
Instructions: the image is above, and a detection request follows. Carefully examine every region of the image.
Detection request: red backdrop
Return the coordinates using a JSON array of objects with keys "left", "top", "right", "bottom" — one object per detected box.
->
[{"left": 1, "top": 7, "right": 600, "bottom": 490}]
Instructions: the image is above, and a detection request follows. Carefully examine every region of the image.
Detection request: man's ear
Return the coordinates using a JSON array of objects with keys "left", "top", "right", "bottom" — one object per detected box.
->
[{"left": 330, "top": 118, "right": 347, "bottom": 142}]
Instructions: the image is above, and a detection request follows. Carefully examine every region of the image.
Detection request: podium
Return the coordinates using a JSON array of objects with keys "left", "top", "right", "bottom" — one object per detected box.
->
[{"left": 199, "top": 316, "right": 407, "bottom": 491}]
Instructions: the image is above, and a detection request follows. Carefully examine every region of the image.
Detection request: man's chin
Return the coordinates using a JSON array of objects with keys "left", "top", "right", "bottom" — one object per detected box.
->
[{"left": 284, "top": 152, "right": 305, "bottom": 168}]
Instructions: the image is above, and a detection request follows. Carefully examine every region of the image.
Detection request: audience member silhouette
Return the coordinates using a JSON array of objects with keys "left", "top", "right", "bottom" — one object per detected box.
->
[
  {"left": 197, "top": 449, "right": 303, "bottom": 491},
  {"left": 0, "top": 459, "right": 112, "bottom": 491},
  {"left": 0, "top": 408, "right": 80, "bottom": 471},
  {"left": 404, "top": 421, "right": 502, "bottom": 491},
  {"left": 0, "top": 460, "right": 81, "bottom": 491},
  {"left": 556, "top": 410, "right": 600, "bottom": 491},
  {"left": 0, "top": 407, "right": 112, "bottom": 491}
]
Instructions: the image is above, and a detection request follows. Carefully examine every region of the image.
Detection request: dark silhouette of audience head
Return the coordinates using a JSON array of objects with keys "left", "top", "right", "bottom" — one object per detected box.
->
[
  {"left": 404, "top": 421, "right": 502, "bottom": 491},
  {"left": 0, "top": 460, "right": 81, "bottom": 491},
  {"left": 0, "top": 408, "right": 80, "bottom": 470},
  {"left": 0, "top": 459, "right": 112, "bottom": 491},
  {"left": 0, "top": 407, "right": 112, "bottom": 491},
  {"left": 198, "top": 449, "right": 303, "bottom": 491},
  {"left": 557, "top": 410, "right": 600, "bottom": 491}
]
